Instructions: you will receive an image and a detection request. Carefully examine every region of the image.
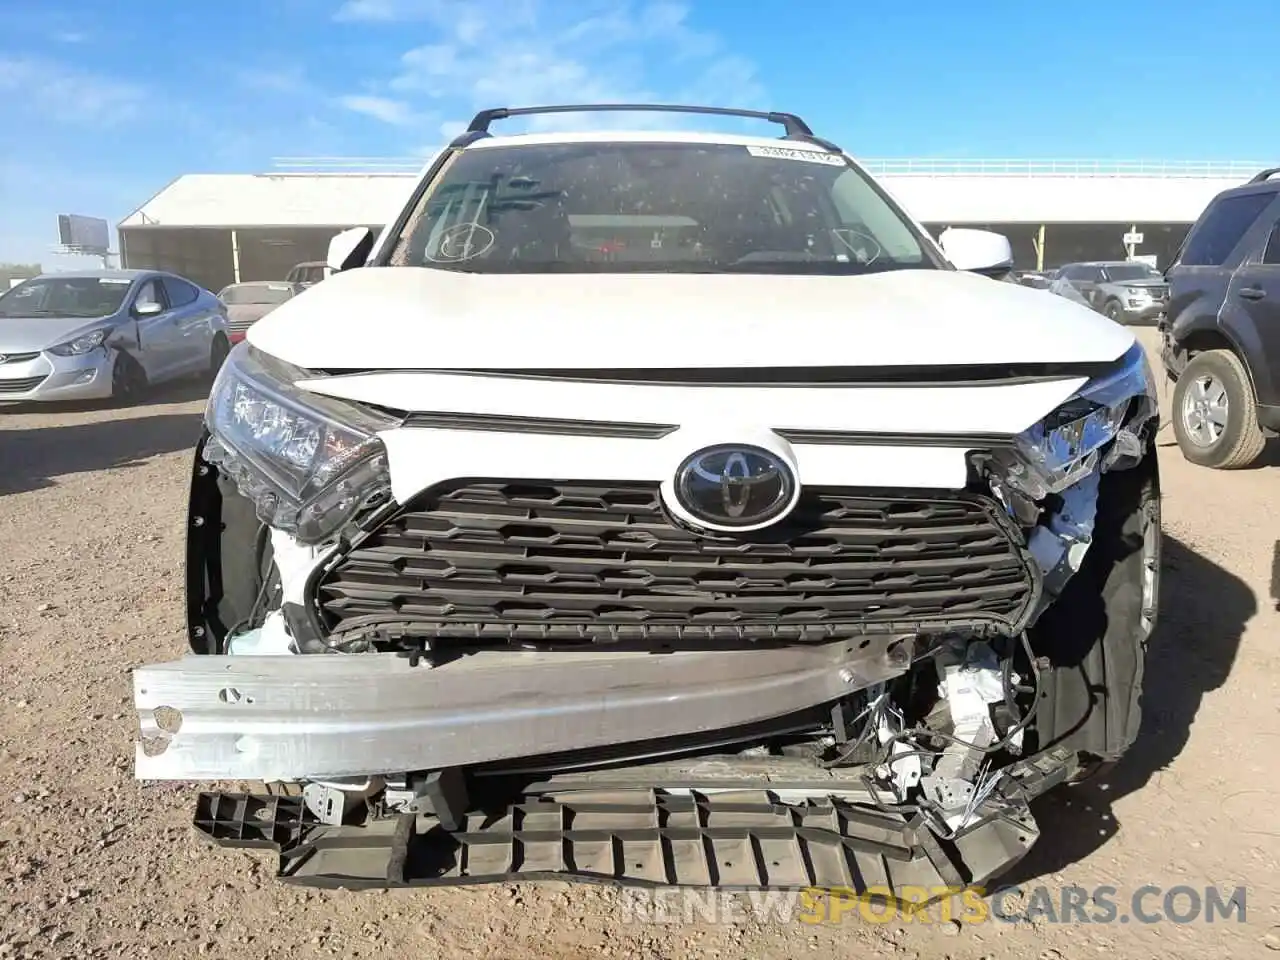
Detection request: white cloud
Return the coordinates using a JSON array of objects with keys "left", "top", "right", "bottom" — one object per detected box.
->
[
  {"left": 0, "top": 56, "right": 146, "bottom": 125},
  {"left": 333, "top": 0, "right": 439, "bottom": 21},
  {"left": 52, "top": 30, "right": 88, "bottom": 44},
  {"left": 337, "top": 0, "right": 766, "bottom": 137},
  {"left": 337, "top": 93, "right": 419, "bottom": 126}
]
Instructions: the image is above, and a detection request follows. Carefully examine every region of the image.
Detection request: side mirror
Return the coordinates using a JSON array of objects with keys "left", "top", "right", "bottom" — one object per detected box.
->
[
  {"left": 938, "top": 228, "right": 1015, "bottom": 276},
  {"left": 134, "top": 300, "right": 163, "bottom": 317},
  {"left": 327, "top": 227, "right": 375, "bottom": 274}
]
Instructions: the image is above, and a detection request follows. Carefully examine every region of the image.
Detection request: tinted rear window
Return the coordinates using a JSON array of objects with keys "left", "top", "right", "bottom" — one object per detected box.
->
[
  {"left": 1178, "top": 193, "right": 1275, "bottom": 267},
  {"left": 1262, "top": 222, "right": 1280, "bottom": 265},
  {"left": 163, "top": 276, "right": 200, "bottom": 307}
]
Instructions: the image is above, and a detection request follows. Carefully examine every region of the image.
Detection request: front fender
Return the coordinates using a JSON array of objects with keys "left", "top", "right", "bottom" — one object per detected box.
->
[{"left": 1218, "top": 300, "right": 1276, "bottom": 406}]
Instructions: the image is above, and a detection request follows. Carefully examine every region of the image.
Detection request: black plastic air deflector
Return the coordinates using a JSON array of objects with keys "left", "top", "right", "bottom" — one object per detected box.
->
[
  {"left": 194, "top": 792, "right": 313, "bottom": 848},
  {"left": 192, "top": 787, "right": 1041, "bottom": 897}
]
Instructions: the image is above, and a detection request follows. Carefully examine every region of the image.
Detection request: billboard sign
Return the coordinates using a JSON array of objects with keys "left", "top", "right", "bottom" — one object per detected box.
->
[{"left": 57, "top": 214, "right": 110, "bottom": 255}]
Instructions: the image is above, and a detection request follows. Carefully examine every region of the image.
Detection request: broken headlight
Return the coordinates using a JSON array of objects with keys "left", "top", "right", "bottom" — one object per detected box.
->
[
  {"left": 998, "top": 342, "right": 1155, "bottom": 500},
  {"left": 203, "top": 342, "right": 393, "bottom": 543},
  {"left": 48, "top": 328, "right": 109, "bottom": 356}
]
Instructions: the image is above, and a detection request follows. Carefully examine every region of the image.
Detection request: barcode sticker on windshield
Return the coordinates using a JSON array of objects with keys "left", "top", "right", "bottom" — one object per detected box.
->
[
  {"left": 745, "top": 145, "right": 845, "bottom": 165},
  {"left": 99, "top": 278, "right": 132, "bottom": 284}
]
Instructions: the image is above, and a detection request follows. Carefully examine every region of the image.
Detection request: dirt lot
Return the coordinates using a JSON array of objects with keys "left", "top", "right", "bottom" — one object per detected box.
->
[{"left": 2, "top": 329, "right": 1279, "bottom": 959}]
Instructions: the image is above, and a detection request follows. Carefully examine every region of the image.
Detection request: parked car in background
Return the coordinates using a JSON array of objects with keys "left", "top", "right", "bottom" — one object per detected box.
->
[
  {"left": 218, "top": 281, "right": 306, "bottom": 344},
  {"left": 0, "top": 269, "right": 228, "bottom": 404},
  {"left": 1014, "top": 269, "right": 1053, "bottom": 289},
  {"left": 1046, "top": 270, "right": 1093, "bottom": 308},
  {"left": 1051, "top": 260, "right": 1169, "bottom": 324},
  {"left": 285, "top": 261, "right": 329, "bottom": 286},
  {"left": 1161, "top": 166, "right": 1280, "bottom": 469}
]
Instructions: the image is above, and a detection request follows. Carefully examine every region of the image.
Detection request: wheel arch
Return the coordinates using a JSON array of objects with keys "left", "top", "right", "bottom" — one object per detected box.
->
[
  {"left": 111, "top": 345, "right": 149, "bottom": 382},
  {"left": 1172, "top": 327, "right": 1257, "bottom": 394}
]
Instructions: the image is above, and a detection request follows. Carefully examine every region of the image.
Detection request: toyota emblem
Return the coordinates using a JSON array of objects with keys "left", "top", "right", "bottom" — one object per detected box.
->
[{"left": 673, "top": 444, "right": 796, "bottom": 530}]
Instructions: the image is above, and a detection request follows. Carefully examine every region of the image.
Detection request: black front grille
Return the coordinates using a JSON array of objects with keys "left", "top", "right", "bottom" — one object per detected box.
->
[
  {"left": 0, "top": 352, "right": 40, "bottom": 365},
  {"left": 316, "top": 481, "right": 1036, "bottom": 645},
  {"left": 0, "top": 375, "right": 47, "bottom": 394}
]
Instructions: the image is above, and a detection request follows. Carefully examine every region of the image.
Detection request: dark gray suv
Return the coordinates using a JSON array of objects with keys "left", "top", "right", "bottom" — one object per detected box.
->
[{"left": 1162, "top": 167, "right": 1280, "bottom": 469}]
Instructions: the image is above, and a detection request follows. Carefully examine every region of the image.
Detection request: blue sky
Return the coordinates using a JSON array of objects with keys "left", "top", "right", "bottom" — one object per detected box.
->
[{"left": 2, "top": 0, "right": 1279, "bottom": 266}]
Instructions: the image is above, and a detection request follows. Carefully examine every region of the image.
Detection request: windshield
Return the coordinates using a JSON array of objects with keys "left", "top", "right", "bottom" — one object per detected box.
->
[
  {"left": 0, "top": 276, "right": 133, "bottom": 319},
  {"left": 388, "top": 142, "right": 937, "bottom": 275},
  {"left": 1105, "top": 263, "right": 1162, "bottom": 282},
  {"left": 219, "top": 283, "right": 296, "bottom": 305},
  {"left": 289, "top": 264, "right": 326, "bottom": 283}
]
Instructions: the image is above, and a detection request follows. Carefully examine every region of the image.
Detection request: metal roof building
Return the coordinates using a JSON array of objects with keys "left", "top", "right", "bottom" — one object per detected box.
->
[
  {"left": 117, "top": 159, "right": 1265, "bottom": 291},
  {"left": 118, "top": 173, "right": 413, "bottom": 292}
]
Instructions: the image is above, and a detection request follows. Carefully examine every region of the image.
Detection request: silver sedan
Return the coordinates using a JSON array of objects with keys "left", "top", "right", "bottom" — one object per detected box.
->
[{"left": 0, "top": 269, "right": 229, "bottom": 404}]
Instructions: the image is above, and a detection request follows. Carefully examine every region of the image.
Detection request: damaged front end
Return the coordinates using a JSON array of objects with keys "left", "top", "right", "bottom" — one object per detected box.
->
[{"left": 135, "top": 342, "right": 1161, "bottom": 899}]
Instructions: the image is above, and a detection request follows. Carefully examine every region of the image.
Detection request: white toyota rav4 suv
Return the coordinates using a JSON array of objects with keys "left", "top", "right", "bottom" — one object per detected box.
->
[{"left": 135, "top": 105, "right": 1161, "bottom": 899}]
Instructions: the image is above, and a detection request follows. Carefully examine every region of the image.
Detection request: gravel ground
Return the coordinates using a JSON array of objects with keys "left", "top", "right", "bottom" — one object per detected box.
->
[{"left": 2, "top": 329, "right": 1279, "bottom": 959}]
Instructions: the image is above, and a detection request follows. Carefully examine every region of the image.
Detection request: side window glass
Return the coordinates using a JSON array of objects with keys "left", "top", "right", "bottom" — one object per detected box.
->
[
  {"left": 162, "top": 277, "right": 198, "bottom": 307},
  {"left": 134, "top": 279, "right": 163, "bottom": 311},
  {"left": 1180, "top": 193, "right": 1274, "bottom": 267},
  {"left": 1261, "top": 222, "right": 1280, "bottom": 266}
]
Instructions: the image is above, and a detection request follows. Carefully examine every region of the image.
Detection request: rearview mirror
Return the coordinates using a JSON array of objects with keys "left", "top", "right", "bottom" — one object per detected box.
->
[
  {"left": 938, "top": 228, "right": 1015, "bottom": 277},
  {"left": 134, "top": 300, "right": 163, "bottom": 317},
  {"left": 327, "top": 227, "right": 375, "bottom": 274}
]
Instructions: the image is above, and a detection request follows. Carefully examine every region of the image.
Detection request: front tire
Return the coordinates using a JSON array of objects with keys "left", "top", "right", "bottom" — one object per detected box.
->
[
  {"left": 109, "top": 353, "right": 147, "bottom": 406},
  {"left": 209, "top": 335, "right": 230, "bottom": 378},
  {"left": 1171, "top": 349, "right": 1266, "bottom": 469},
  {"left": 1103, "top": 300, "right": 1124, "bottom": 323}
]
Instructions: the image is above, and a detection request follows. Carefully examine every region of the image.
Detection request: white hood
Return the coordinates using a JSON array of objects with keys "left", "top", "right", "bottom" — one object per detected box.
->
[{"left": 247, "top": 265, "right": 1135, "bottom": 371}]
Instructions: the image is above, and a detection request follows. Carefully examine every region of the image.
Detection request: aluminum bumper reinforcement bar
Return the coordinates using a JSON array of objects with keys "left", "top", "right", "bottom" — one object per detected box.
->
[{"left": 135, "top": 636, "right": 914, "bottom": 782}]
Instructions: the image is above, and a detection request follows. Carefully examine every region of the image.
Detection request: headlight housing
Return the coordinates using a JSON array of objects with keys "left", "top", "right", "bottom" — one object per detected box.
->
[
  {"left": 203, "top": 343, "right": 393, "bottom": 543},
  {"left": 996, "top": 342, "right": 1156, "bottom": 500},
  {"left": 48, "top": 329, "right": 109, "bottom": 356}
]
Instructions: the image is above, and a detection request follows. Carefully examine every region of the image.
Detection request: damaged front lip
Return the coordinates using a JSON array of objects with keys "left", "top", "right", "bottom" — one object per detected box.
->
[{"left": 134, "top": 635, "right": 914, "bottom": 782}]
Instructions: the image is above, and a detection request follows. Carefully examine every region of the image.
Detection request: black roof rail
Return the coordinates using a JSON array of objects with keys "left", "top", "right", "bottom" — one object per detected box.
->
[
  {"left": 1247, "top": 166, "right": 1280, "bottom": 184},
  {"left": 463, "top": 103, "right": 822, "bottom": 141}
]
